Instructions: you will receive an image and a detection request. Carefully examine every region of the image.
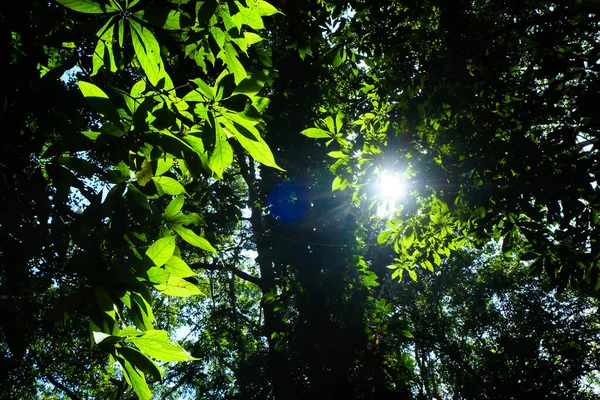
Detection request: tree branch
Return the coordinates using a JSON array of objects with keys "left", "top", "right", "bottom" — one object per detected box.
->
[
  {"left": 190, "top": 261, "right": 261, "bottom": 287},
  {"left": 46, "top": 375, "right": 82, "bottom": 400}
]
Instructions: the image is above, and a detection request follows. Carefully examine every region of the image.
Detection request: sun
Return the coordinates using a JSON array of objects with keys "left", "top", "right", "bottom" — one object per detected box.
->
[
  {"left": 376, "top": 170, "right": 406, "bottom": 218},
  {"left": 378, "top": 171, "right": 407, "bottom": 200}
]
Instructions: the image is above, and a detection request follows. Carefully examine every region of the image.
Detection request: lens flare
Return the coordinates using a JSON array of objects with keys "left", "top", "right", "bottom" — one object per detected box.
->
[{"left": 376, "top": 170, "right": 406, "bottom": 218}]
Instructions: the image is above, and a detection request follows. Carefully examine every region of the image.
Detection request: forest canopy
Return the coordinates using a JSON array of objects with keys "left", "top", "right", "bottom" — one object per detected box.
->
[{"left": 2, "top": 0, "right": 600, "bottom": 398}]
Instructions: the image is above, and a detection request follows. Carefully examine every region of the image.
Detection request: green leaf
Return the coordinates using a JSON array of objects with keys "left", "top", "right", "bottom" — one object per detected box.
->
[
  {"left": 332, "top": 176, "right": 347, "bottom": 191},
  {"left": 116, "top": 347, "right": 163, "bottom": 381},
  {"left": 327, "top": 151, "right": 347, "bottom": 159},
  {"left": 152, "top": 176, "right": 187, "bottom": 195},
  {"left": 129, "top": 20, "right": 170, "bottom": 88},
  {"left": 400, "top": 330, "right": 414, "bottom": 339},
  {"left": 221, "top": 43, "right": 247, "bottom": 84},
  {"left": 92, "top": 18, "right": 117, "bottom": 75},
  {"left": 145, "top": 236, "right": 176, "bottom": 267},
  {"left": 233, "top": 70, "right": 269, "bottom": 97},
  {"left": 432, "top": 252, "right": 441, "bottom": 266},
  {"left": 227, "top": 121, "right": 284, "bottom": 171},
  {"left": 168, "top": 213, "right": 205, "bottom": 226},
  {"left": 77, "top": 81, "right": 121, "bottom": 124},
  {"left": 323, "top": 116, "right": 335, "bottom": 133},
  {"left": 130, "top": 293, "right": 154, "bottom": 331},
  {"left": 208, "top": 124, "right": 233, "bottom": 179},
  {"left": 126, "top": 330, "right": 199, "bottom": 361},
  {"left": 301, "top": 128, "right": 332, "bottom": 139},
  {"left": 183, "top": 78, "right": 214, "bottom": 101},
  {"left": 118, "top": 19, "right": 124, "bottom": 47},
  {"left": 377, "top": 230, "right": 393, "bottom": 244},
  {"left": 163, "top": 195, "right": 184, "bottom": 220},
  {"left": 119, "top": 357, "right": 151, "bottom": 400},
  {"left": 332, "top": 47, "right": 345, "bottom": 68},
  {"left": 57, "top": 0, "right": 119, "bottom": 14},
  {"left": 401, "top": 231, "right": 415, "bottom": 249},
  {"left": 93, "top": 331, "right": 121, "bottom": 345},
  {"left": 126, "top": 184, "right": 150, "bottom": 210},
  {"left": 154, "top": 276, "right": 204, "bottom": 297},
  {"left": 231, "top": 7, "right": 264, "bottom": 30},
  {"left": 134, "top": 6, "right": 192, "bottom": 30},
  {"left": 408, "top": 269, "right": 417, "bottom": 282},
  {"left": 170, "top": 224, "right": 217, "bottom": 254},
  {"left": 146, "top": 267, "right": 170, "bottom": 284},
  {"left": 165, "top": 256, "right": 196, "bottom": 278},
  {"left": 251, "top": 0, "right": 281, "bottom": 16},
  {"left": 136, "top": 159, "right": 154, "bottom": 186},
  {"left": 335, "top": 111, "right": 344, "bottom": 132},
  {"left": 155, "top": 157, "right": 174, "bottom": 176},
  {"left": 117, "top": 326, "right": 143, "bottom": 337}
]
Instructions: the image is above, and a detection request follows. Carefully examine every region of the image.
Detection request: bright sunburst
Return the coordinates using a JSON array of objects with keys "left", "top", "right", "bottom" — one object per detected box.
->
[{"left": 376, "top": 170, "right": 406, "bottom": 218}]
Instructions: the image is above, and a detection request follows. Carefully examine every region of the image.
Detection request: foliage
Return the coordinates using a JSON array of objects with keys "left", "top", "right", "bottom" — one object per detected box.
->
[
  {"left": 2, "top": 0, "right": 600, "bottom": 399},
  {"left": 2, "top": 0, "right": 282, "bottom": 397}
]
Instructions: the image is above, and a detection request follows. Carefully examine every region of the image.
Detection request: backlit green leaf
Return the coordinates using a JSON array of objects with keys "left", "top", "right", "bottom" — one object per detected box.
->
[
  {"left": 154, "top": 276, "right": 204, "bottom": 297},
  {"left": 57, "top": 0, "right": 119, "bottom": 14},
  {"left": 163, "top": 195, "right": 184, "bottom": 219},
  {"left": 126, "top": 329, "right": 199, "bottom": 361},
  {"left": 301, "top": 128, "right": 333, "bottom": 139},
  {"left": 119, "top": 357, "right": 151, "bottom": 400},
  {"left": 77, "top": 81, "right": 121, "bottom": 124},
  {"left": 250, "top": 0, "right": 281, "bottom": 17},
  {"left": 146, "top": 267, "right": 170, "bottom": 283},
  {"left": 145, "top": 236, "right": 176, "bottom": 267},
  {"left": 231, "top": 7, "right": 264, "bottom": 30},
  {"left": 230, "top": 124, "right": 283, "bottom": 171},
  {"left": 165, "top": 256, "right": 196, "bottom": 278},
  {"left": 136, "top": 159, "right": 154, "bottom": 186},
  {"left": 170, "top": 224, "right": 217, "bottom": 254},
  {"left": 152, "top": 176, "right": 187, "bottom": 195},
  {"left": 208, "top": 124, "right": 233, "bottom": 179},
  {"left": 130, "top": 293, "right": 154, "bottom": 331},
  {"left": 221, "top": 43, "right": 247, "bottom": 84},
  {"left": 116, "top": 347, "right": 163, "bottom": 381},
  {"left": 168, "top": 213, "right": 205, "bottom": 226},
  {"left": 129, "top": 20, "right": 171, "bottom": 88}
]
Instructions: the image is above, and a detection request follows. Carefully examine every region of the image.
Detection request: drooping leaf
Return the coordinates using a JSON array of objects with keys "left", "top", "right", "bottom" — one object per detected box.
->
[
  {"left": 130, "top": 293, "right": 154, "bottom": 331},
  {"left": 77, "top": 81, "right": 121, "bottom": 124},
  {"left": 92, "top": 17, "right": 117, "bottom": 75},
  {"left": 170, "top": 224, "right": 217, "bottom": 254},
  {"left": 119, "top": 357, "right": 151, "bottom": 400},
  {"left": 116, "top": 346, "right": 163, "bottom": 381},
  {"left": 129, "top": 19, "right": 171, "bottom": 88},
  {"left": 208, "top": 124, "right": 233, "bottom": 179}
]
